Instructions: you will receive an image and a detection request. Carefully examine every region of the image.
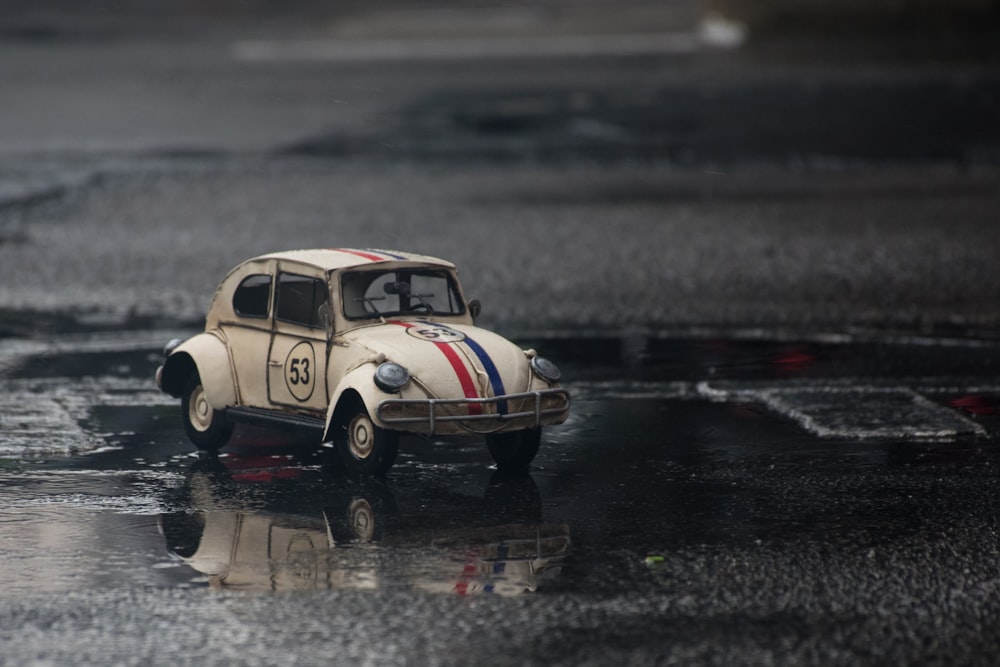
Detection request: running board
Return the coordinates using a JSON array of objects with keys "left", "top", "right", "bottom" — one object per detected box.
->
[{"left": 225, "top": 406, "right": 326, "bottom": 438}]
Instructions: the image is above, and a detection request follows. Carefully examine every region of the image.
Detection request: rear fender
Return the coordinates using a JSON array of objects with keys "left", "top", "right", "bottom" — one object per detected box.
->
[{"left": 159, "top": 332, "right": 237, "bottom": 410}]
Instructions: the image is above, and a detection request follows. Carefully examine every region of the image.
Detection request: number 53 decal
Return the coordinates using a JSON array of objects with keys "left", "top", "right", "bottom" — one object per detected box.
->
[
  {"left": 405, "top": 324, "right": 466, "bottom": 343},
  {"left": 288, "top": 357, "right": 310, "bottom": 385},
  {"left": 284, "top": 341, "right": 316, "bottom": 401}
]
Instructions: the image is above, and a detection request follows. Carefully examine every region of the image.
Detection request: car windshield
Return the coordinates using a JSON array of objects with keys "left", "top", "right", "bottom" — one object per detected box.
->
[{"left": 341, "top": 268, "right": 466, "bottom": 320}]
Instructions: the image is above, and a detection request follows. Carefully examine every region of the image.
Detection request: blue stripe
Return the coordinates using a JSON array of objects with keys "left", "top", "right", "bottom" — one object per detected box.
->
[
  {"left": 364, "top": 248, "right": 408, "bottom": 260},
  {"left": 425, "top": 321, "right": 508, "bottom": 415},
  {"left": 461, "top": 335, "right": 508, "bottom": 415}
]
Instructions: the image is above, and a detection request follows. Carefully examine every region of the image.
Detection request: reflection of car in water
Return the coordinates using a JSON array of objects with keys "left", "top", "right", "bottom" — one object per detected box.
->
[{"left": 159, "top": 456, "right": 570, "bottom": 595}]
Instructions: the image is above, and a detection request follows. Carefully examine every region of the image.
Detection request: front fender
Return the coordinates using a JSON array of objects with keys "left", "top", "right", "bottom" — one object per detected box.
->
[
  {"left": 159, "top": 332, "right": 237, "bottom": 411},
  {"left": 323, "top": 364, "right": 386, "bottom": 441}
]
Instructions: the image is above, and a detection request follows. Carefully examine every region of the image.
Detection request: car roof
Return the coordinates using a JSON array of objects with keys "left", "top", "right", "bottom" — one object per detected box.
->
[{"left": 254, "top": 248, "right": 456, "bottom": 272}]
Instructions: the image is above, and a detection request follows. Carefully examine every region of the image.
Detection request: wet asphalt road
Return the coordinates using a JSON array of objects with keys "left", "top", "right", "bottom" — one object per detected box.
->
[
  {"left": 3, "top": 4, "right": 1000, "bottom": 665},
  {"left": 1, "top": 12, "right": 999, "bottom": 332},
  {"left": 4, "top": 330, "right": 1000, "bottom": 664}
]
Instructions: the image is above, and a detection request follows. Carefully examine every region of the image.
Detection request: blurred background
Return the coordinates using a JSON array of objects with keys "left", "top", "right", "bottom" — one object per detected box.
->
[
  {"left": 0, "top": 0, "right": 998, "bottom": 335},
  {"left": 2, "top": 0, "right": 998, "bottom": 38}
]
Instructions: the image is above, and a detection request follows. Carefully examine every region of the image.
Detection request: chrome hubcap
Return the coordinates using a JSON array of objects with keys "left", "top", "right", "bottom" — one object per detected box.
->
[
  {"left": 348, "top": 414, "right": 374, "bottom": 459},
  {"left": 189, "top": 385, "right": 213, "bottom": 432}
]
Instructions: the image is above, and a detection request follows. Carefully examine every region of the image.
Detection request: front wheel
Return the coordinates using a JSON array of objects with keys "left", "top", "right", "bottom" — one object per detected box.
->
[
  {"left": 181, "top": 375, "right": 232, "bottom": 451},
  {"left": 485, "top": 428, "right": 541, "bottom": 472},
  {"left": 334, "top": 398, "right": 399, "bottom": 475}
]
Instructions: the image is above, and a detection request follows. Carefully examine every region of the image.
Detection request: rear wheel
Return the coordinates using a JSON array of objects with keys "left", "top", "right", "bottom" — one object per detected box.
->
[
  {"left": 334, "top": 396, "right": 399, "bottom": 475},
  {"left": 181, "top": 375, "right": 233, "bottom": 451},
  {"left": 485, "top": 428, "right": 541, "bottom": 471}
]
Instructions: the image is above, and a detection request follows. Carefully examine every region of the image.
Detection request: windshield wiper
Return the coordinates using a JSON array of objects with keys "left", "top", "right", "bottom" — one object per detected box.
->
[{"left": 354, "top": 295, "right": 386, "bottom": 315}]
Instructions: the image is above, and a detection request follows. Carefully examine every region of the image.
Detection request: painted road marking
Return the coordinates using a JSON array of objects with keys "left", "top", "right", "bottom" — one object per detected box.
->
[
  {"left": 751, "top": 387, "right": 986, "bottom": 439},
  {"left": 574, "top": 379, "right": 996, "bottom": 440},
  {"left": 0, "top": 376, "right": 173, "bottom": 457},
  {"left": 697, "top": 382, "right": 988, "bottom": 439}
]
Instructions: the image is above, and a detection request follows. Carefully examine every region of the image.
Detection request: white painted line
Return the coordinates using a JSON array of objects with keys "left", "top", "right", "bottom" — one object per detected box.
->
[
  {"left": 698, "top": 382, "right": 988, "bottom": 440},
  {"left": 759, "top": 388, "right": 985, "bottom": 440},
  {"left": 0, "top": 388, "right": 98, "bottom": 458},
  {"left": 0, "top": 376, "right": 175, "bottom": 458},
  {"left": 578, "top": 379, "right": 993, "bottom": 440},
  {"left": 232, "top": 32, "right": 703, "bottom": 63}
]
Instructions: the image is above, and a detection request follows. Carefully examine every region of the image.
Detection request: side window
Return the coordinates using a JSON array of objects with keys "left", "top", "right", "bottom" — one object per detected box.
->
[
  {"left": 232, "top": 274, "right": 272, "bottom": 318},
  {"left": 276, "top": 272, "right": 329, "bottom": 328}
]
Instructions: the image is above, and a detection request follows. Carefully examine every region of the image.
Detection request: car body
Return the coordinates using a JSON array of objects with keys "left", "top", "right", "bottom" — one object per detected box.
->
[{"left": 155, "top": 248, "right": 570, "bottom": 473}]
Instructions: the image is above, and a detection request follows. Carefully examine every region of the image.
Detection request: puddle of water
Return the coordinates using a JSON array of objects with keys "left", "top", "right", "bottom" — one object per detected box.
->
[
  {"left": 0, "top": 506, "right": 200, "bottom": 596},
  {"left": 4, "top": 330, "right": 1000, "bottom": 599},
  {"left": 4, "top": 389, "right": 1000, "bottom": 600}
]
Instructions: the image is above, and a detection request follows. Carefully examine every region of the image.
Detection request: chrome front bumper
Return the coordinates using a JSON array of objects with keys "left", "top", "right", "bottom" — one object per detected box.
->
[{"left": 376, "top": 388, "right": 570, "bottom": 434}]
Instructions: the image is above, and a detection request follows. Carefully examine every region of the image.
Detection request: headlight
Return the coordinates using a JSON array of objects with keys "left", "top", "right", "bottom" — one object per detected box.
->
[
  {"left": 374, "top": 362, "right": 410, "bottom": 393},
  {"left": 530, "top": 356, "right": 561, "bottom": 383}
]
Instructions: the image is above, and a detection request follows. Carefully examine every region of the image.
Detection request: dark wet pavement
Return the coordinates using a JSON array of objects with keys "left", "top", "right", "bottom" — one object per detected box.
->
[{"left": 4, "top": 331, "right": 1000, "bottom": 664}]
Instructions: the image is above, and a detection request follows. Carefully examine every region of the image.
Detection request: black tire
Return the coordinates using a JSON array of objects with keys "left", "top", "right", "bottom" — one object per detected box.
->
[
  {"left": 485, "top": 428, "right": 542, "bottom": 471},
  {"left": 181, "top": 375, "right": 233, "bottom": 451},
  {"left": 334, "top": 396, "right": 399, "bottom": 475}
]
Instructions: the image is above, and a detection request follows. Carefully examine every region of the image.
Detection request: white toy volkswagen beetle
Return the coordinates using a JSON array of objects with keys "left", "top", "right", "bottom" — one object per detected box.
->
[{"left": 156, "top": 248, "right": 570, "bottom": 474}]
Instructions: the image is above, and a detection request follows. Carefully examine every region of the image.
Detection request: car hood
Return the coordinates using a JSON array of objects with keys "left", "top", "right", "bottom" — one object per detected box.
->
[{"left": 339, "top": 320, "right": 533, "bottom": 398}]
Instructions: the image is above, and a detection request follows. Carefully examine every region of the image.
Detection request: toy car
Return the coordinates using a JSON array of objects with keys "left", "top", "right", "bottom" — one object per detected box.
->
[{"left": 155, "top": 248, "right": 570, "bottom": 474}]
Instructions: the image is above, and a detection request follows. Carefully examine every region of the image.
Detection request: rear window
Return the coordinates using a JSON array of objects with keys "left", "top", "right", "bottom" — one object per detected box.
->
[{"left": 232, "top": 274, "right": 271, "bottom": 318}]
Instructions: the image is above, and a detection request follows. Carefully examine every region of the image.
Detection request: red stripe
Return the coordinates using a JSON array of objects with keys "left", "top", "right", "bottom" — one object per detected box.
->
[
  {"left": 390, "top": 321, "right": 482, "bottom": 415},
  {"left": 331, "top": 248, "right": 385, "bottom": 262},
  {"left": 435, "top": 343, "right": 482, "bottom": 415}
]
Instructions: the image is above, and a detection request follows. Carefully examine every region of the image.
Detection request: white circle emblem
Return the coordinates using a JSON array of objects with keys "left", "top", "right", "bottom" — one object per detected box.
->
[
  {"left": 405, "top": 325, "right": 466, "bottom": 343},
  {"left": 284, "top": 341, "right": 316, "bottom": 401}
]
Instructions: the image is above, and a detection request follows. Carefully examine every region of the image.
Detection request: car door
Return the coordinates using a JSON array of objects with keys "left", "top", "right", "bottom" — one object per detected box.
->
[
  {"left": 220, "top": 264, "right": 275, "bottom": 409},
  {"left": 267, "top": 269, "right": 330, "bottom": 413}
]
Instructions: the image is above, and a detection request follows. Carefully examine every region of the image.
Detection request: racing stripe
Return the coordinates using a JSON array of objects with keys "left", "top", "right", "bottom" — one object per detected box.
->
[
  {"left": 331, "top": 248, "right": 387, "bottom": 262},
  {"left": 425, "top": 322, "right": 508, "bottom": 415},
  {"left": 459, "top": 336, "right": 508, "bottom": 415},
  {"left": 363, "top": 248, "right": 408, "bottom": 260},
  {"left": 434, "top": 343, "right": 483, "bottom": 415},
  {"left": 389, "top": 321, "right": 482, "bottom": 415}
]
